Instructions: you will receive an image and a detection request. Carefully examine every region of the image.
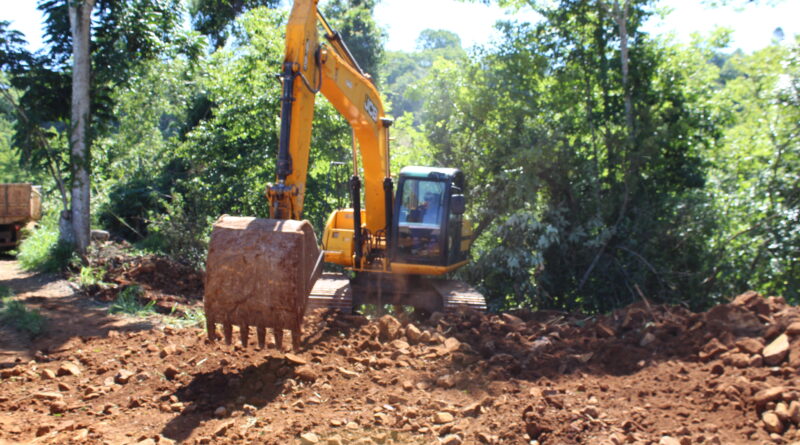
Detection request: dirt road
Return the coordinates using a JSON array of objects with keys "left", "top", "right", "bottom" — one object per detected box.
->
[{"left": 1, "top": 258, "right": 799, "bottom": 444}]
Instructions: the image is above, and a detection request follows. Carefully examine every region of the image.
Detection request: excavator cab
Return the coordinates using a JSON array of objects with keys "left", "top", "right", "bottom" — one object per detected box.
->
[{"left": 391, "top": 167, "right": 471, "bottom": 270}]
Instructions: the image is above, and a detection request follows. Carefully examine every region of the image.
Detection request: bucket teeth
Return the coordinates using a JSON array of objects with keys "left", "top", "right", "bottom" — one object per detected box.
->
[
  {"left": 206, "top": 319, "right": 217, "bottom": 342},
  {"left": 257, "top": 326, "right": 266, "bottom": 349},
  {"left": 274, "top": 328, "right": 284, "bottom": 351},
  {"left": 205, "top": 322, "right": 302, "bottom": 350},
  {"left": 240, "top": 324, "right": 249, "bottom": 347},
  {"left": 223, "top": 323, "right": 233, "bottom": 345}
]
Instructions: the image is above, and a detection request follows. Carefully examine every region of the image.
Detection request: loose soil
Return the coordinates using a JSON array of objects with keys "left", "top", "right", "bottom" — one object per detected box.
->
[{"left": 1, "top": 255, "right": 800, "bottom": 445}]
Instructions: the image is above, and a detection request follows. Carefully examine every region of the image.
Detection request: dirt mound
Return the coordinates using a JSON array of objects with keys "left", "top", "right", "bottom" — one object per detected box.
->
[
  {"left": 1, "top": 287, "right": 799, "bottom": 444},
  {"left": 82, "top": 244, "right": 204, "bottom": 313}
]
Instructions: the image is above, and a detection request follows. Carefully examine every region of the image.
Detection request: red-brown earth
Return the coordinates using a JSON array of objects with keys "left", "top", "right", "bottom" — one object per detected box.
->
[{"left": 1, "top": 252, "right": 799, "bottom": 445}]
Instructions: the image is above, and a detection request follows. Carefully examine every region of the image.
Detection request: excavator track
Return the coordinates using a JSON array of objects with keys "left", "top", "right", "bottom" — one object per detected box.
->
[
  {"left": 306, "top": 273, "right": 486, "bottom": 314},
  {"left": 306, "top": 273, "right": 353, "bottom": 314}
]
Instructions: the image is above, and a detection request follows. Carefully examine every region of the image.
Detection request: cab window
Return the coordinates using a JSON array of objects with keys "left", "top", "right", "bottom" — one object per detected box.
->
[{"left": 398, "top": 179, "right": 445, "bottom": 226}]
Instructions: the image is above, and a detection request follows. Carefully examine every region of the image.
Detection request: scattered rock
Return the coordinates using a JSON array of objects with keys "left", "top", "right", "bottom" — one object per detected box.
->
[
  {"left": 390, "top": 339, "right": 410, "bottom": 350},
  {"left": 214, "top": 420, "right": 234, "bottom": 436},
  {"left": 115, "top": 369, "right": 134, "bottom": 384},
  {"left": 34, "top": 391, "right": 64, "bottom": 401},
  {"left": 159, "top": 344, "right": 178, "bottom": 358},
  {"left": 461, "top": 402, "right": 482, "bottom": 417},
  {"left": 443, "top": 337, "right": 461, "bottom": 353},
  {"left": 378, "top": 315, "right": 402, "bottom": 341},
  {"left": 436, "top": 374, "right": 456, "bottom": 388},
  {"left": 735, "top": 337, "right": 764, "bottom": 355},
  {"left": 163, "top": 365, "right": 180, "bottom": 380},
  {"left": 789, "top": 400, "right": 800, "bottom": 424},
  {"left": 49, "top": 400, "right": 67, "bottom": 414},
  {"left": 640, "top": 332, "right": 657, "bottom": 347},
  {"left": 786, "top": 322, "right": 800, "bottom": 336},
  {"left": 285, "top": 353, "right": 308, "bottom": 366},
  {"left": 57, "top": 363, "right": 81, "bottom": 377},
  {"left": 775, "top": 402, "right": 791, "bottom": 421},
  {"left": 243, "top": 404, "right": 257, "bottom": 416},
  {"left": 434, "top": 412, "right": 455, "bottom": 424},
  {"left": 405, "top": 324, "right": 422, "bottom": 344},
  {"left": 214, "top": 406, "right": 227, "bottom": 417},
  {"left": 502, "top": 313, "right": 524, "bottom": 327},
  {"left": 40, "top": 369, "right": 56, "bottom": 380},
  {"left": 659, "top": 437, "right": 681, "bottom": 445},
  {"left": 762, "top": 411, "right": 783, "bottom": 434},
  {"left": 441, "top": 434, "right": 462, "bottom": 445},
  {"left": 300, "top": 432, "right": 320, "bottom": 444},
  {"left": 295, "top": 365, "right": 317, "bottom": 382},
  {"left": 338, "top": 367, "right": 359, "bottom": 378},
  {"left": 35, "top": 425, "right": 53, "bottom": 437},
  {"left": 753, "top": 387, "right": 787, "bottom": 406},
  {"left": 763, "top": 334, "right": 790, "bottom": 365}
]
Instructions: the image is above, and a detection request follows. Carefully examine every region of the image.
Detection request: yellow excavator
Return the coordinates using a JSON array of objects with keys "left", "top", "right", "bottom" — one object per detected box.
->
[{"left": 204, "top": 0, "right": 485, "bottom": 350}]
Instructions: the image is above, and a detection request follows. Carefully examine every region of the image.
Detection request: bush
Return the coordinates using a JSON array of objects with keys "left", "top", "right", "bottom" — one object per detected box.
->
[
  {"left": 78, "top": 266, "right": 107, "bottom": 287},
  {"left": 17, "top": 215, "right": 77, "bottom": 273},
  {"left": 139, "top": 192, "right": 211, "bottom": 269}
]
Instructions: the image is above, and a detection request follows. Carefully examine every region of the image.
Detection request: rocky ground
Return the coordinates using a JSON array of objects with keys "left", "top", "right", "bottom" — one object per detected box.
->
[{"left": 1, "top": 253, "right": 800, "bottom": 445}]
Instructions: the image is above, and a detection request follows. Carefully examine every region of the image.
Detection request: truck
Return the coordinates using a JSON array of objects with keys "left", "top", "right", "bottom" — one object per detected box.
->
[{"left": 0, "top": 183, "right": 42, "bottom": 250}]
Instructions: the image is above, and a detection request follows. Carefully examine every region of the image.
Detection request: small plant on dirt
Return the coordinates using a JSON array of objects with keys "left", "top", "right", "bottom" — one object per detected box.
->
[
  {"left": 0, "top": 290, "right": 46, "bottom": 337},
  {"left": 78, "top": 266, "right": 108, "bottom": 287},
  {"left": 109, "top": 285, "right": 155, "bottom": 316},
  {"left": 165, "top": 306, "right": 207, "bottom": 328}
]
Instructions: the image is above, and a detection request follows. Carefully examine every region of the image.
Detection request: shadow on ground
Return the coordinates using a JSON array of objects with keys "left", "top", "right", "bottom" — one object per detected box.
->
[{"left": 162, "top": 356, "right": 288, "bottom": 443}]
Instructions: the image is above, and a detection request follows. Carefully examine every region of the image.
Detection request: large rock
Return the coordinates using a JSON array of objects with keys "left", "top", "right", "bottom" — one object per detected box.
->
[
  {"left": 405, "top": 324, "right": 422, "bottom": 344},
  {"left": 753, "top": 387, "right": 787, "bottom": 406},
  {"left": 433, "top": 412, "right": 454, "bottom": 424},
  {"left": 763, "top": 334, "right": 790, "bottom": 365},
  {"left": 57, "top": 363, "right": 81, "bottom": 377},
  {"left": 378, "top": 315, "right": 402, "bottom": 342},
  {"left": 299, "top": 432, "right": 320, "bottom": 444},
  {"left": 732, "top": 291, "right": 770, "bottom": 315},
  {"left": 762, "top": 411, "right": 783, "bottom": 434},
  {"left": 704, "top": 304, "right": 763, "bottom": 337},
  {"left": 735, "top": 337, "right": 764, "bottom": 355}
]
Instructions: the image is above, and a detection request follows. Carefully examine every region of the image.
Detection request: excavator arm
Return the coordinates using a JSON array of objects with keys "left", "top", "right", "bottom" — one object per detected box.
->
[{"left": 268, "top": 0, "right": 392, "bottom": 240}]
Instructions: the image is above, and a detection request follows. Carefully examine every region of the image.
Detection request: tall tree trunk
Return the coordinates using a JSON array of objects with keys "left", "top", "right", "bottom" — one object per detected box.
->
[
  {"left": 611, "top": 0, "right": 633, "bottom": 146},
  {"left": 67, "top": 0, "right": 96, "bottom": 253}
]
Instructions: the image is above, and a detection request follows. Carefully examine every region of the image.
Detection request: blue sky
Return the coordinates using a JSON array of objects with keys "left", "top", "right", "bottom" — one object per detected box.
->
[{"left": 4, "top": 0, "right": 799, "bottom": 54}]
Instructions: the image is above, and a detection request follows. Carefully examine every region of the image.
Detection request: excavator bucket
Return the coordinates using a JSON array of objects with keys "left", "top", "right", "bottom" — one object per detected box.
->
[{"left": 204, "top": 216, "right": 323, "bottom": 350}]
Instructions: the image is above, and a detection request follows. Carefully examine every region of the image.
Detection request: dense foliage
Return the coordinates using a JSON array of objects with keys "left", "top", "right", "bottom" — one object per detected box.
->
[{"left": 1, "top": 0, "right": 797, "bottom": 310}]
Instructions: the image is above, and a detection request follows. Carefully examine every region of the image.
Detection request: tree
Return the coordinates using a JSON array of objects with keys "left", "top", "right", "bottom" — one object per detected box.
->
[
  {"left": 382, "top": 29, "right": 465, "bottom": 118},
  {"left": 420, "top": 0, "right": 719, "bottom": 311},
  {"left": 323, "top": 0, "right": 386, "bottom": 83},
  {"left": 66, "top": 0, "right": 95, "bottom": 250},
  {"left": 188, "top": 0, "right": 279, "bottom": 48},
  {"left": 9, "top": 0, "right": 183, "bottom": 253}
]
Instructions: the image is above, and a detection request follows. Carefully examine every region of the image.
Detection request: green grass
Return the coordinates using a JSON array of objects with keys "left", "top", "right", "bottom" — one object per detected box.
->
[
  {"left": 164, "top": 306, "right": 207, "bottom": 328},
  {"left": 0, "top": 287, "right": 46, "bottom": 337},
  {"left": 78, "top": 266, "right": 108, "bottom": 287},
  {"left": 109, "top": 285, "right": 155, "bottom": 316},
  {"left": 17, "top": 221, "right": 78, "bottom": 273}
]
